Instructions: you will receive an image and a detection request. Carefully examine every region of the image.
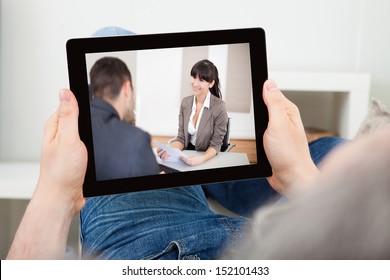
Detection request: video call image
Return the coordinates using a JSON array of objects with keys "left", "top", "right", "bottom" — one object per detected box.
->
[{"left": 86, "top": 43, "right": 257, "bottom": 181}]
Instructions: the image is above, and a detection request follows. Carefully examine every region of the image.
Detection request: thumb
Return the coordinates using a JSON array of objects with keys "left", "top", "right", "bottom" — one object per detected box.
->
[
  {"left": 263, "top": 79, "right": 304, "bottom": 132},
  {"left": 263, "top": 80, "right": 288, "bottom": 127},
  {"left": 58, "top": 89, "right": 79, "bottom": 139},
  {"left": 263, "top": 79, "right": 285, "bottom": 106}
]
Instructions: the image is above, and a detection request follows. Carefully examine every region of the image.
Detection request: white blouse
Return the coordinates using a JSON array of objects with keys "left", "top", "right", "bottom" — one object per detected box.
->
[{"left": 188, "top": 91, "right": 211, "bottom": 146}]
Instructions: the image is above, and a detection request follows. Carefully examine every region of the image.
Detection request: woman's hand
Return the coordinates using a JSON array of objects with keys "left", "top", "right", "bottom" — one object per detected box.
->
[
  {"left": 180, "top": 146, "right": 217, "bottom": 166},
  {"left": 157, "top": 148, "right": 169, "bottom": 161},
  {"left": 157, "top": 141, "right": 185, "bottom": 161},
  {"left": 180, "top": 155, "right": 206, "bottom": 166}
]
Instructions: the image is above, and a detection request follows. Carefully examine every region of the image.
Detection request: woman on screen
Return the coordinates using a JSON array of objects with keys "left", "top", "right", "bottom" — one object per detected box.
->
[{"left": 158, "top": 59, "right": 228, "bottom": 166}]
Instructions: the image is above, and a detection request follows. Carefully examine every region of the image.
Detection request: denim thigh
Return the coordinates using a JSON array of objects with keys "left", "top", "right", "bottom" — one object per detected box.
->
[
  {"left": 80, "top": 185, "right": 249, "bottom": 259},
  {"left": 202, "top": 136, "right": 347, "bottom": 217},
  {"left": 80, "top": 137, "right": 345, "bottom": 259}
]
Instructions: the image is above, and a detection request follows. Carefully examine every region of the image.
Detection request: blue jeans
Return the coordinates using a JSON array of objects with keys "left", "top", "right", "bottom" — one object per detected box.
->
[
  {"left": 80, "top": 137, "right": 345, "bottom": 259},
  {"left": 202, "top": 136, "right": 346, "bottom": 217}
]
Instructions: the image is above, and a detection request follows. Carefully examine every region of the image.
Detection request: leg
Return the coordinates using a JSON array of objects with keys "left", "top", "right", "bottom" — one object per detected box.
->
[
  {"left": 202, "top": 179, "right": 278, "bottom": 218},
  {"left": 80, "top": 186, "right": 249, "bottom": 259},
  {"left": 308, "top": 136, "right": 346, "bottom": 165},
  {"left": 231, "top": 130, "right": 390, "bottom": 259},
  {"left": 202, "top": 136, "right": 347, "bottom": 217}
]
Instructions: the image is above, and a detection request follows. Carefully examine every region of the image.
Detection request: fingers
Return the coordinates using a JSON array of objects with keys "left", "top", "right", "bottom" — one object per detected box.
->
[
  {"left": 263, "top": 80, "right": 288, "bottom": 127},
  {"left": 58, "top": 89, "right": 80, "bottom": 142},
  {"left": 43, "top": 89, "right": 80, "bottom": 146},
  {"left": 262, "top": 79, "right": 281, "bottom": 105},
  {"left": 157, "top": 149, "right": 169, "bottom": 160}
]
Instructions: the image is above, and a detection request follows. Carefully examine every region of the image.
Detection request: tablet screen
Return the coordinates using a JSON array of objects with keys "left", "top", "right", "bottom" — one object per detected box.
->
[{"left": 67, "top": 28, "right": 271, "bottom": 197}]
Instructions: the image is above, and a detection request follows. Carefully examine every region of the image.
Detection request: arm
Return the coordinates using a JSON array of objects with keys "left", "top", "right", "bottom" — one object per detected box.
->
[
  {"left": 262, "top": 80, "right": 319, "bottom": 199},
  {"left": 208, "top": 100, "right": 228, "bottom": 153},
  {"left": 180, "top": 146, "right": 217, "bottom": 166},
  {"left": 7, "top": 89, "right": 87, "bottom": 259},
  {"left": 168, "top": 140, "right": 185, "bottom": 150}
]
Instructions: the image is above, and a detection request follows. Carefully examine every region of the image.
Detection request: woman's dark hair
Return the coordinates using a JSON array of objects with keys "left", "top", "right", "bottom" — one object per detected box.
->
[
  {"left": 190, "top": 59, "right": 221, "bottom": 99},
  {"left": 90, "top": 56, "right": 132, "bottom": 100}
]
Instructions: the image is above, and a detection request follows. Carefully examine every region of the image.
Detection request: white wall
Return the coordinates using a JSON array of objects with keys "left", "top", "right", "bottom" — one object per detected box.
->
[{"left": 1, "top": 0, "right": 390, "bottom": 161}]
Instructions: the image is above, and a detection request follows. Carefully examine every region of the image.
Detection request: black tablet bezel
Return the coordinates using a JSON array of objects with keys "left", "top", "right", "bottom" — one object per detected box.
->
[{"left": 66, "top": 27, "right": 271, "bottom": 197}]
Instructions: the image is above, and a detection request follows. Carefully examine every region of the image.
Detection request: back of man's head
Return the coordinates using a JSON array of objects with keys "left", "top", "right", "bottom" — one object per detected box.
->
[{"left": 90, "top": 57, "right": 132, "bottom": 100}]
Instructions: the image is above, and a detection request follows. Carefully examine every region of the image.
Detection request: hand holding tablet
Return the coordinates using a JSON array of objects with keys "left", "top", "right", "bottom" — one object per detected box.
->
[{"left": 66, "top": 27, "right": 271, "bottom": 197}]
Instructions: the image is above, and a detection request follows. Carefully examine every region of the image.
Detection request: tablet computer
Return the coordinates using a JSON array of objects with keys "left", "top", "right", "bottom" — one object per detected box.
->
[{"left": 66, "top": 27, "right": 271, "bottom": 197}]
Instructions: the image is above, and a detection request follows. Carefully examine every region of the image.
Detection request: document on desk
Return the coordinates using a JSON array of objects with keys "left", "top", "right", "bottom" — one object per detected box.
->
[{"left": 154, "top": 141, "right": 188, "bottom": 162}]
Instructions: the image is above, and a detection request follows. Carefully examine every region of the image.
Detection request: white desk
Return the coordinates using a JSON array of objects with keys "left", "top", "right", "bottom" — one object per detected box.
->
[{"left": 157, "top": 150, "right": 250, "bottom": 172}]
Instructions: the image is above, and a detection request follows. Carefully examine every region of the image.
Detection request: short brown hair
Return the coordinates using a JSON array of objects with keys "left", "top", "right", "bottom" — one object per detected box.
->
[{"left": 90, "top": 57, "right": 132, "bottom": 100}]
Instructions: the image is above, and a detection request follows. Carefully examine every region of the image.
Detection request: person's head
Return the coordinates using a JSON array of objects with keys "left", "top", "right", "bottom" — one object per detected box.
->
[
  {"left": 90, "top": 57, "right": 135, "bottom": 123},
  {"left": 190, "top": 59, "right": 221, "bottom": 99}
]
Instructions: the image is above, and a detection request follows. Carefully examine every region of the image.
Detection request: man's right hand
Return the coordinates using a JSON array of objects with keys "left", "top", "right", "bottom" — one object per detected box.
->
[{"left": 262, "top": 80, "right": 319, "bottom": 199}]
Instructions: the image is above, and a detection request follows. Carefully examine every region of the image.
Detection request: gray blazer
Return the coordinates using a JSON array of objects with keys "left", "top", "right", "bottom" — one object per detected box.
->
[{"left": 174, "top": 94, "right": 228, "bottom": 152}]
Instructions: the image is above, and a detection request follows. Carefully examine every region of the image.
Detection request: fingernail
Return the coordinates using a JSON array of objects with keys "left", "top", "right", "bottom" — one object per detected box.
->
[
  {"left": 59, "top": 90, "right": 71, "bottom": 103},
  {"left": 266, "top": 80, "right": 278, "bottom": 91}
]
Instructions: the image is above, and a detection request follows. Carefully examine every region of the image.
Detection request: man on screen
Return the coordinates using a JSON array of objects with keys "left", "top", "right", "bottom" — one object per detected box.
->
[{"left": 89, "top": 56, "right": 159, "bottom": 180}]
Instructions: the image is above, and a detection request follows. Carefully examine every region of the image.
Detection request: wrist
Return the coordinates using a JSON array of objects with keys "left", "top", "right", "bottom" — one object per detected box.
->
[
  {"left": 268, "top": 160, "right": 319, "bottom": 200},
  {"left": 284, "top": 162, "right": 320, "bottom": 199},
  {"left": 35, "top": 179, "right": 84, "bottom": 218}
]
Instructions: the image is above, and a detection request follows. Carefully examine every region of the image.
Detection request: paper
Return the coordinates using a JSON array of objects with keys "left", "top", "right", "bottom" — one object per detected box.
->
[{"left": 154, "top": 141, "right": 188, "bottom": 162}]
